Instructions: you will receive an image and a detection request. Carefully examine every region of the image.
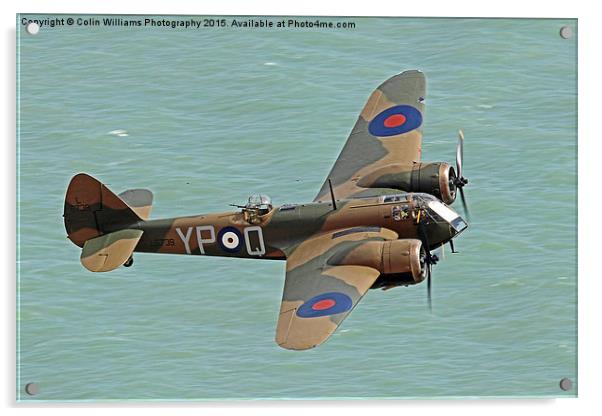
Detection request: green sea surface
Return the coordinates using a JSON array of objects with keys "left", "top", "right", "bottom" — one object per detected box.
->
[{"left": 16, "top": 15, "right": 577, "bottom": 401}]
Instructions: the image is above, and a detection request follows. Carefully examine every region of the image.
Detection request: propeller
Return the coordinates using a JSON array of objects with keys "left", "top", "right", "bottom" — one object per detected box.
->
[
  {"left": 417, "top": 221, "right": 439, "bottom": 313},
  {"left": 452, "top": 130, "right": 471, "bottom": 221}
]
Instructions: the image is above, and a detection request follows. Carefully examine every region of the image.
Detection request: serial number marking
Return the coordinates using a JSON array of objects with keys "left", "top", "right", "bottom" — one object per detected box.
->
[{"left": 150, "top": 238, "right": 176, "bottom": 247}]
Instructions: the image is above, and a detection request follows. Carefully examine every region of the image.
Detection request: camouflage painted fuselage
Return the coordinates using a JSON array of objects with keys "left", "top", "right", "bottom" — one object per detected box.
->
[{"left": 131, "top": 193, "right": 458, "bottom": 265}]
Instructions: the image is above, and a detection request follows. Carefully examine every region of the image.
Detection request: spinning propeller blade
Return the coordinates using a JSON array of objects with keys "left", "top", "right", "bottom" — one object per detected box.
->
[
  {"left": 453, "top": 129, "right": 471, "bottom": 221},
  {"left": 418, "top": 221, "right": 437, "bottom": 313},
  {"left": 459, "top": 187, "right": 471, "bottom": 221},
  {"left": 456, "top": 129, "right": 464, "bottom": 180},
  {"left": 427, "top": 263, "right": 432, "bottom": 313}
]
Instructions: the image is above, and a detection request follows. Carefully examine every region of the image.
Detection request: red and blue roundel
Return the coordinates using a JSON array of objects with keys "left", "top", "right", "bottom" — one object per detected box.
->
[
  {"left": 296, "top": 292, "right": 353, "bottom": 318},
  {"left": 368, "top": 105, "right": 423, "bottom": 137},
  {"left": 218, "top": 226, "right": 243, "bottom": 253}
]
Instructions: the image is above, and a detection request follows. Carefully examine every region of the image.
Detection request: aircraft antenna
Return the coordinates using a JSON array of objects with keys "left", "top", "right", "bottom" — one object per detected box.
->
[{"left": 328, "top": 179, "right": 337, "bottom": 210}]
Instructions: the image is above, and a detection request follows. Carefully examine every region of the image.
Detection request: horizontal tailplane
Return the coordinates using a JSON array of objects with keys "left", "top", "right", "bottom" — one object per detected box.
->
[{"left": 81, "top": 229, "right": 144, "bottom": 272}]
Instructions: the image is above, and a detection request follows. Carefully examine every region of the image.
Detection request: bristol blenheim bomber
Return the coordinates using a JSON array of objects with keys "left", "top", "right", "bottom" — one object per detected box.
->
[{"left": 64, "top": 70, "right": 469, "bottom": 350}]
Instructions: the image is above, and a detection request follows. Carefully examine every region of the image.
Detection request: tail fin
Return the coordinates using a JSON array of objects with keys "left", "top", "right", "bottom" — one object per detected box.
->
[
  {"left": 64, "top": 173, "right": 152, "bottom": 272},
  {"left": 118, "top": 189, "right": 153, "bottom": 220}
]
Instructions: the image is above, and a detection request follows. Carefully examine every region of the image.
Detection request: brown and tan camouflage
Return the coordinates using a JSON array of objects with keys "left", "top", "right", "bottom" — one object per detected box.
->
[
  {"left": 80, "top": 229, "right": 144, "bottom": 272},
  {"left": 63, "top": 70, "right": 468, "bottom": 350},
  {"left": 64, "top": 173, "right": 142, "bottom": 247},
  {"left": 314, "top": 70, "right": 425, "bottom": 202}
]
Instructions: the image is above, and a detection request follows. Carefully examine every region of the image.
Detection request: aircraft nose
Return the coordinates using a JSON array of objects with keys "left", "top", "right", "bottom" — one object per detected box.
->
[
  {"left": 450, "top": 215, "right": 468, "bottom": 235},
  {"left": 426, "top": 199, "right": 467, "bottom": 233}
]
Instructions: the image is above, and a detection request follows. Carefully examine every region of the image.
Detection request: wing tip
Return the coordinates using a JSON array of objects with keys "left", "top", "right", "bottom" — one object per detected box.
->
[
  {"left": 276, "top": 340, "right": 320, "bottom": 351},
  {"left": 277, "top": 334, "right": 326, "bottom": 350},
  {"left": 275, "top": 308, "right": 332, "bottom": 351},
  {"left": 388, "top": 69, "right": 425, "bottom": 82}
]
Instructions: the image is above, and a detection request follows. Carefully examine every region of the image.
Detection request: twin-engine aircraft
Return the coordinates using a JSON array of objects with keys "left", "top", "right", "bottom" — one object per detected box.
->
[{"left": 64, "top": 70, "right": 469, "bottom": 350}]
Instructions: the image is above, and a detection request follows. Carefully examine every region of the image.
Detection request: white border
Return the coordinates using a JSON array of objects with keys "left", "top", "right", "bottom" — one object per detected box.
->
[{"left": 4, "top": 0, "right": 599, "bottom": 415}]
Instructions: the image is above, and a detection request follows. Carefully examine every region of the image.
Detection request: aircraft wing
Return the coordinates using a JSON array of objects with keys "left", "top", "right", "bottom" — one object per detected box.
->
[
  {"left": 275, "top": 227, "right": 398, "bottom": 350},
  {"left": 314, "top": 70, "right": 426, "bottom": 202}
]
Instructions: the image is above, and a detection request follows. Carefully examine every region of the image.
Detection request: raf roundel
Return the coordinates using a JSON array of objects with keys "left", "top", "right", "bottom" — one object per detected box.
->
[
  {"left": 296, "top": 292, "right": 353, "bottom": 318},
  {"left": 368, "top": 104, "right": 423, "bottom": 137},
  {"left": 218, "top": 226, "right": 243, "bottom": 253}
]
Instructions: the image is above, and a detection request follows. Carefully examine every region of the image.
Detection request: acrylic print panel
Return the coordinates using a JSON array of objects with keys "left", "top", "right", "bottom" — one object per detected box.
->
[{"left": 16, "top": 15, "right": 577, "bottom": 401}]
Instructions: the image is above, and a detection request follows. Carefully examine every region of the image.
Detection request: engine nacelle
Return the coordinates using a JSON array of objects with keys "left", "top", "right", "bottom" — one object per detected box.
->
[
  {"left": 356, "top": 161, "right": 457, "bottom": 204},
  {"left": 328, "top": 238, "right": 426, "bottom": 284}
]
